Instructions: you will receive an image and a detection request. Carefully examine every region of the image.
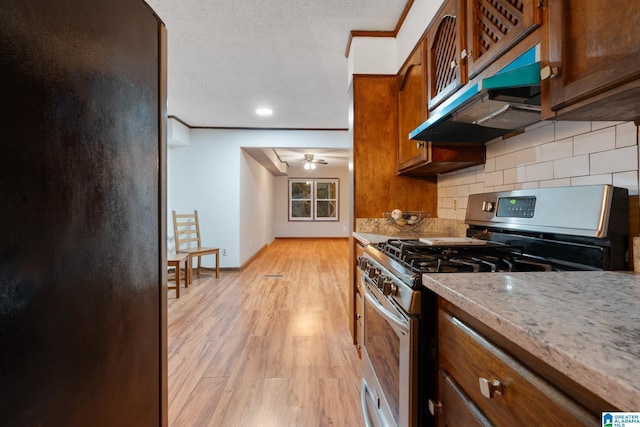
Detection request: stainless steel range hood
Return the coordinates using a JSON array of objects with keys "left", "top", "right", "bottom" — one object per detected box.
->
[{"left": 410, "top": 47, "right": 541, "bottom": 143}]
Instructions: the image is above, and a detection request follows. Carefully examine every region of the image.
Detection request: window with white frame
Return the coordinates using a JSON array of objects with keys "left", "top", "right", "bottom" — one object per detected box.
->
[{"left": 289, "top": 178, "right": 339, "bottom": 221}]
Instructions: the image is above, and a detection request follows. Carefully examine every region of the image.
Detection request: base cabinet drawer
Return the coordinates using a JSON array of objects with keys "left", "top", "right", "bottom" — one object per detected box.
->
[
  {"left": 437, "top": 369, "right": 491, "bottom": 427},
  {"left": 438, "top": 309, "right": 598, "bottom": 426}
]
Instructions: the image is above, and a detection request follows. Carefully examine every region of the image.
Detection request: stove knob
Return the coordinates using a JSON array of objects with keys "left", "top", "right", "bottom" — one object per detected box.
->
[
  {"left": 368, "top": 267, "right": 380, "bottom": 281},
  {"left": 382, "top": 278, "right": 398, "bottom": 296},
  {"left": 357, "top": 256, "right": 369, "bottom": 270},
  {"left": 482, "top": 200, "right": 496, "bottom": 212}
]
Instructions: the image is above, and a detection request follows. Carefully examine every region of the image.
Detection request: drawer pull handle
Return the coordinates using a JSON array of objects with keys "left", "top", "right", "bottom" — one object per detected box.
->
[
  {"left": 479, "top": 377, "right": 503, "bottom": 398},
  {"left": 428, "top": 399, "right": 442, "bottom": 415}
]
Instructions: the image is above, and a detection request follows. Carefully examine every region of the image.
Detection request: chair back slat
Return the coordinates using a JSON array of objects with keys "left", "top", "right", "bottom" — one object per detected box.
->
[{"left": 172, "top": 210, "right": 204, "bottom": 250}]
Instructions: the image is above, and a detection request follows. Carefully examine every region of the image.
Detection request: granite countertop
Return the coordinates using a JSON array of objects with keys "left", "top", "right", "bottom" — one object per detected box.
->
[
  {"left": 353, "top": 232, "right": 394, "bottom": 245},
  {"left": 423, "top": 271, "right": 640, "bottom": 411},
  {"left": 353, "top": 231, "right": 460, "bottom": 246}
]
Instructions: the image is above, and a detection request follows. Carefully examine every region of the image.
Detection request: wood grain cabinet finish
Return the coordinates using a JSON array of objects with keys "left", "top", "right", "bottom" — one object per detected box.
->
[
  {"left": 398, "top": 40, "right": 429, "bottom": 171},
  {"left": 398, "top": 38, "right": 486, "bottom": 176},
  {"left": 353, "top": 240, "right": 365, "bottom": 358},
  {"left": 437, "top": 307, "right": 599, "bottom": 427},
  {"left": 351, "top": 75, "right": 437, "bottom": 219},
  {"left": 427, "top": 0, "right": 467, "bottom": 110},
  {"left": 437, "top": 369, "right": 492, "bottom": 427},
  {"left": 400, "top": 142, "right": 486, "bottom": 177},
  {"left": 543, "top": 0, "right": 640, "bottom": 121},
  {"left": 465, "top": 0, "right": 542, "bottom": 78}
]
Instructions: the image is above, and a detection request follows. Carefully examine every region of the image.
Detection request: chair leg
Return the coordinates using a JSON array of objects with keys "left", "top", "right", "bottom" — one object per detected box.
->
[
  {"left": 197, "top": 255, "right": 202, "bottom": 276},
  {"left": 215, "top": 250, "right": 220, "bottom": 278},
  {"left": 187, "top": 255, "right": 193, "bottom": 285},
  {"left": 175, "top": 265, "right": 180, "bottom": 298}
]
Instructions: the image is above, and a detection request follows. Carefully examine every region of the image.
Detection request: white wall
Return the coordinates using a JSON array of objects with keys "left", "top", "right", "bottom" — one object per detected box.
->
[
  {"left": 437, "top": 121, "right": 640, "bottom": 220},
  {"left": 240, "top": 150, "right": 276, "bottom": 263},
  {"left": 347, "top": 0, "right": 445, "bottom": 85},
  {"left": 168, "top": 128, "right": 350, "bottom": 268},
  {"left": 274, "top": 165, "right": 350, "bottom": 238},
  {"left": 168, "top": 129, "right": 242, "bottom": 267}
]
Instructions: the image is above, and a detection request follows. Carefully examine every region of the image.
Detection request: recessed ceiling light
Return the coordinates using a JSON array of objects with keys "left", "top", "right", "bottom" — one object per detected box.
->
[{"left": 255, "top": 108, "right": 273, "bottom": 116}]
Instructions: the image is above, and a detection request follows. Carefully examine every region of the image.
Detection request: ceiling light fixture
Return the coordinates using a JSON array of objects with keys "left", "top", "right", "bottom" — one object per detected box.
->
[
  {"left": 255, "top": 107, "right": 273, "bottom": 116},
  {"left": 303, "top": 161, "right": 316, "bottom": 170}
]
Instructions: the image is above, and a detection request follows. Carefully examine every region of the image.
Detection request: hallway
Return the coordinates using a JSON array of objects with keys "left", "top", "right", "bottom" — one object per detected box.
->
[{"left": 167, "top": 238, "right": 364, "bottom": 426}]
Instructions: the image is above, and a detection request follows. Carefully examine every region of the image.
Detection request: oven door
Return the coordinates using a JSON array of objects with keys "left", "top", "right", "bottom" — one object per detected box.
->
[{"left": 361, "top": 278, "right": 418, "bottom": 427}]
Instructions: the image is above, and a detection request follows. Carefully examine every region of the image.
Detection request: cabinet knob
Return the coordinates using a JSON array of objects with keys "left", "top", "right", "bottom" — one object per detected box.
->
[
  {"left": 540, "top": 65, "right": 559, "bottom": 80},
  {"left": 416, "top": 141, "right": 425, "bottom": 149},
  {"left": 479, "top": 377, "right": 504, "bottom": 398},
  {"left": 450, "top": 59, "right": 459, "bottom": 69},
  {"left": 461, "top": 49, "right": 472, "bottom": 59},
  {"left": 428, "top": 399, "right": 442, "bottom": 415}
]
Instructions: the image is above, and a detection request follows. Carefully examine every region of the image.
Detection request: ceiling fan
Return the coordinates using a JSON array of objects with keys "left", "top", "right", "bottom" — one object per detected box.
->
[{"left": 303, "top": 153, "right": 327, "bottom": 170}]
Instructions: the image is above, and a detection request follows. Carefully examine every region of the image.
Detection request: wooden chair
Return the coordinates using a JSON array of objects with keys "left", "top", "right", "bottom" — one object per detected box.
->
[
  {"left": 172, "top": 210, "right": 220, "bottom": 282},
  {"left": 167, "top": 252, "right": 189, "bottom": 298}
]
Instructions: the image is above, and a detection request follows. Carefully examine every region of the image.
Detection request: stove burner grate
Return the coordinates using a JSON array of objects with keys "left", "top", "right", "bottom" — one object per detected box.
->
[{"left": 375, "top": 239, "right": 558, "bottom": 273}]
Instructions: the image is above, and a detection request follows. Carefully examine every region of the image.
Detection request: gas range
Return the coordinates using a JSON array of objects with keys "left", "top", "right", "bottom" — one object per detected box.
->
[{"left": 365, "top": 184, "right": 629, "bottom": 290}]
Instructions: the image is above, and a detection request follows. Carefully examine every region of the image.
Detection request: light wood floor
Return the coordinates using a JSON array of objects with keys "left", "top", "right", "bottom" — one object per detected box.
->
[{"left": 167, "top": 238, "right": 365, "bottom": 427}]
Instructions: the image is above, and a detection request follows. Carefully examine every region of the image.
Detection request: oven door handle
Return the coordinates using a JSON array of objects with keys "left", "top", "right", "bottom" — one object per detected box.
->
[
  {"left": 364, "top": 288, "right": 409, "bottom": 335},
  {"left": 361, "top": 378, "right": 386, "bottom": 427}
]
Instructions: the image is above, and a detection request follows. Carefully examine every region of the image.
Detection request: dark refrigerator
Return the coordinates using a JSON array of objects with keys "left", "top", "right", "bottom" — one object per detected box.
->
[{"left": 0, "top": 0, "right": 168, "bottom": 425}]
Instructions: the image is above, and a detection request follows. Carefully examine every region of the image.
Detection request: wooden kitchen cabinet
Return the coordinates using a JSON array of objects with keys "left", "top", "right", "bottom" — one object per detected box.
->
[
  {"left": 425, "top": 0, "right": 543, "bottom": 111},
  {"left": 398, "top": 37, "right": 486, "bottom": 176},
  {"left": 465, "top": 0, "right": 542, "bottom": 79},
  {"left": 427, "top": 0, "right": 467, "bottom": 110},
  {"left": 352, "top": 239, "right": 365, "bottom": 358},
  {"left": 351, "top": 75, "right": 437, "bottom": 219},
  {"left": 437, "top": 369, "right": 491, "bottom": 427},
  {"left": 542, "top": 0, "right": 640, "bottom": 121},
  {"left": 435, "top": 299, "right": 607, "bottom": 427},
  {"left": 398, "top": 40, "right": 428, "bottom": 171},
  {"left": 399, "top": 142, "right": 486, "bottom": 177}
]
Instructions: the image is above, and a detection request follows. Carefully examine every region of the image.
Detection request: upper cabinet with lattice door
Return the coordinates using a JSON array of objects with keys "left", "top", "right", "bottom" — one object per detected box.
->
[
  {"left": 426, "top": 0, "right": 543, "bottom": 111},
  {"left": 426, "top": 0, "right": 467, "bottom": 110},
  {"left": 466, "top": 0, "right": 542, "bottom": 78}
]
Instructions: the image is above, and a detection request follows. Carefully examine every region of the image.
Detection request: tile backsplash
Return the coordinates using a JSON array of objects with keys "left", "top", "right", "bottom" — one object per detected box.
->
[{"left": 438, "top": 121, "right": 639, "bottom": 220}]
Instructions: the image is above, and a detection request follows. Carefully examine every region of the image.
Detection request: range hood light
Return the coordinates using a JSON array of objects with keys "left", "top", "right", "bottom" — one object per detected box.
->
[{"left": 256, "top": 107, "right": 273, "bottom": 116}]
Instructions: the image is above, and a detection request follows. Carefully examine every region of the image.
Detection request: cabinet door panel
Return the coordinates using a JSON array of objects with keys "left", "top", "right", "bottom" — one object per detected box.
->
[
  {"left": 438, "top": 369, "right": 492, "bottom": 427},
  {"left": 398, "top": 41, "right": 428, "bottom": 170},
  {"left": 439, "top": 310, "right": 599, "bottom": 427},
  {"left": 427, "top": 0, "right": 466, "bottom": 110},
  {"left": 547, "top": 0, "right": 640, "bottom": 112},
  {"left": 466, "top": 0, "right": 542, "bottom": 78}
]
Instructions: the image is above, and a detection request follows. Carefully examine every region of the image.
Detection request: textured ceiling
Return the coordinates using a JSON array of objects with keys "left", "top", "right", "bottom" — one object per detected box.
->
[{"left": 146, "top": 0, "right": 409, "bottom": 129}]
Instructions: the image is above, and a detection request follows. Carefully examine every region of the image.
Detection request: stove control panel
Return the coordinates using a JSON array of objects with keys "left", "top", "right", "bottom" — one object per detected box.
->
[
  {"left": 359, "top": 256, "right": 396, "bottom": 295},
  {"left": 497, "top": 196, "right": 536, "bottom": 218}
]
